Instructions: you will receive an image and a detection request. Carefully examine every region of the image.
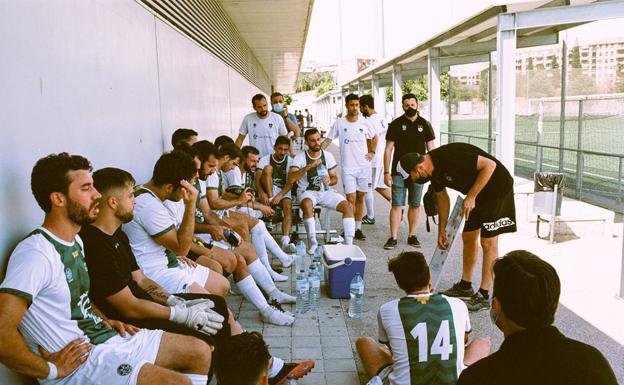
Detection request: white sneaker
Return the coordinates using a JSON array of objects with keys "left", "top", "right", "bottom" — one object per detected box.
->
[
  {"left": 261, "top": 305, "right": 295, "bottom": 326},
  {"left": 270, "top": 289, "right": 296, "bottom": 304},
  {"left": 278, "top": 253, "right": 295, "bottom": 268},
  {"left": 282, "top": 242, "right": 297, "bottom": 254},
  {"left": 270, "top": 269, "right": 289, "bottom": 282},
  {"left": 307, "top": 242, "right": 318, "bottom": 255}
]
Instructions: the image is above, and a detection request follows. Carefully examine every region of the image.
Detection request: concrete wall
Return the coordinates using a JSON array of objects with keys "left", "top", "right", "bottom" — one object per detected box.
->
[{"left": 0, "top": 0, "right": 263, "bottom": 382}]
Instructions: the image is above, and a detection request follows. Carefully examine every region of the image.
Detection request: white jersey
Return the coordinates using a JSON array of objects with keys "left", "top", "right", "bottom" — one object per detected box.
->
[
  {"left": 327, "top": 115, "right": 375, "bottom": 173},
  {"left": 291, "top": 150, "right": 337, "bottom": 194},
  {"left": 378, "top": 294, "right": 470, "bottom": 385},
  {"left": 367, "top": 112, "right": 387, "bottom": 167},
  {"left": 239, "top": 111, "right": 288, "bottom": 157},
  {"left": 206, "top": 170, "right": 228, "bottom": 217},
  {"left": 224, "top": 168, "right": 241, "bottom": 189},
  {"left": 0, "top": 228, "right": 117, "bottom": 355},
  {"left": 123, "top": 187, "right": 180, "bottom": 277}
]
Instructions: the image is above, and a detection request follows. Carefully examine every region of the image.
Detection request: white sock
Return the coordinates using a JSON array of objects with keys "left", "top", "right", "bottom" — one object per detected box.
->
[
  {"left": 280, "top": 235, "right": 290, "bottom": 247},
  {"left": 247, "top": 259, "right": 278, "bottom": 296},
  {"left": 250, "top": 223, "right": 272, "bottom": 266},
  {"left": 343, "top": 217, "right": 355, "bottom": 245},
  {"left": 185, "top": 374, "right": 208, "bottom": 385},
  {"left": 304, "top": 218, "right": 317, "bottom": 247},
  {"left": 236, "top": 275, "right": 269, "bottom": 312},
  {"left": 268, "top": 356, "right": 285, "bottom": 378},
  {"left": 365, "top": 188, "right": 374, "bottom": 218},
  {"left": 256, "top": 221, "right": 291, "bottom": 263},
  {"left": 355, "top": 221, "right": 362, "bottom": 230}
]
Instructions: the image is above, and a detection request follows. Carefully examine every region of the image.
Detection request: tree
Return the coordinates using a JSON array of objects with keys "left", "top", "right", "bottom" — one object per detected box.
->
[
  {"left": 296, "top": 71, "right": 336, "bottom": 96},
  {"left": 571, "top": 45, "right": 582, "bottom": 69},
  {"left": 283, "top": 94, "right": 293, "bottom": 105},
  {"left": 550, "top": 55, "right": 559, "bottom": 69},
  {"left": 527, "top": 57, "right": 534, "bottom": 71},
  {"left": 479, "top": 68, "right": 490, "bottom": 101}
]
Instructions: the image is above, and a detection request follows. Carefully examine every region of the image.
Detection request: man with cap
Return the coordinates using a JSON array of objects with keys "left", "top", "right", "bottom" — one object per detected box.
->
[
  {"left": 383, "top": 93, "right": 435, "bottom": 250},
  {"left": 397, "top": 142, "right": 517, "bottom": 312}
]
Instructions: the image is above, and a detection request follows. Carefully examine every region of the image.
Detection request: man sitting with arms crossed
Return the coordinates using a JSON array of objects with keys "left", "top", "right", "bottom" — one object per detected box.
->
[
  {"left": 125, "top": 150, "right": 294, "bottom": 326},
  {"left": 356, "top": 251, "right": 490, "bottom": 385},
  {"left": 81, "top": 167, "right": 310, "bottom": 383},
  {"left": 289, "top": 128, "right": 355, "bottom": 254},
  {"left": 0, "top": 153, "right": 211, "bottom": 385},
  {"left": 257, "top": 135, "right": 296, "bottom": 253},
  {"left": 458, "top": 250, "right": 617, "bottom": 385},
  {"left": 204, "top": 143, "right": 295, "bottom": 275}
]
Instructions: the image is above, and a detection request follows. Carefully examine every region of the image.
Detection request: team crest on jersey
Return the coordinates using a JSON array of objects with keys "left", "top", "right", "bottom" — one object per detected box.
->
[
  {"left": 359, "top": 128, "right": 363, "bottom": 133},
  {"left": 418, "top": 125, "right": 423, "bottom": 132},
  {"left": 269, "top": 123, "right": 273, "bottom": 128},
  {"left": 65, "top": 268, "right": 73, "bottom": 282},
  {"left": 401, "top": 124, "right": 406, "bottom": 131},
  {"left": 445, "top": 175, "right": 453, "bottom": 182},
  {"left": 72, "top": 250, "right": 79, "bottom": 258},
  {"left": 117, "top": 364, "right": 133, "bottom": 376},
  {"left": 253, "top": 123, "right": 256, "bottom": 127}
]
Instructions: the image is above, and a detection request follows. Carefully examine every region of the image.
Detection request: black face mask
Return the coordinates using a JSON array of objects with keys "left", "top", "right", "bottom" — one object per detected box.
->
[
  {"left": 405, "top": 107, "right": 417, "bottom": 118},
  {"left": 415, "top": 176, "right": 431, "bottom": 184}
]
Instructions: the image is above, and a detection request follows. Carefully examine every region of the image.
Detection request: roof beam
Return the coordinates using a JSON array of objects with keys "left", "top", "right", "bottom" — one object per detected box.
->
[{"left": 438, "top": 33, "right": 558, "bottom": 57}]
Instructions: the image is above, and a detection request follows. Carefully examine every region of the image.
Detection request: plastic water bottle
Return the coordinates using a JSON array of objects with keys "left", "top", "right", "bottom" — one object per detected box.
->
[
  {"left": 312, "top": 246, "right": 324, "bottom": 282},
  {"left": 308, "top": 266, "right": 320, "bottom": 311},
  {"left": 317, "top": 163, "right": 328, "bottom": 191},
  {"left": 296, "top": 269, "right": 309, "bottom": 314},
  {"left": 348, "top": 273, "right": 364, "bottom": 319},
  {"left": 295, "top": 240, "right": 307, "bottom": 271}
]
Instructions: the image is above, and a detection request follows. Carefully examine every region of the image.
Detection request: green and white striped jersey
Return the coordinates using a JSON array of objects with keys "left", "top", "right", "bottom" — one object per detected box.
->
[
  {"left": 378, "top": 293, "right": 471, "bottom": 385},
  {"left": 0, "top": 227, "right": 117, "bottom": 355}
]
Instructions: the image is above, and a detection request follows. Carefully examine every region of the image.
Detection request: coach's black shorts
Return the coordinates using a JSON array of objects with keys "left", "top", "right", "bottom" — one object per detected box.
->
[{"left": 463, "top": 188, "right": 517, "bottom": 238}]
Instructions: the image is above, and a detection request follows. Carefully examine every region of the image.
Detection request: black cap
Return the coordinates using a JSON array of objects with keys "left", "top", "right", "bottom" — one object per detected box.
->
[{"left": 397, "top": 153, "right": 424, "bottom": 183}]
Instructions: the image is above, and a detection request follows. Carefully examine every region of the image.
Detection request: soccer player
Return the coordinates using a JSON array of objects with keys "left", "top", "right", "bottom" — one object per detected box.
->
[
  {"left": 0, "top": 153, "right": 211, "bottom": 385},
  {"left": 397, "top": 143, "right": 517, "bottom": 312},
  {"left": 236, "top": 94, "right": 288, "bottom": 158},
  {"left": 171, "top": 128, "right": 198, "bottom": 148},
  {"left": 359, "top": 94, "right": 391, "bottom": 225},
  {"left": 383, "top": 93, "right": 435, "bottom": 250},
  {"left": 457, "top": 250, "right": 617, "bottom": 385},
  {"left": 322, "top": 93, "right": 377, "bottom": 241},
  {"left": 356, "top": 251, "right": 490, "bottom": 385},
  {"left": 289, "top": 128, "right": 355, "bottom": 254},
  {"left": 257, "top": 135, "right": 296, "bottom": 253}
]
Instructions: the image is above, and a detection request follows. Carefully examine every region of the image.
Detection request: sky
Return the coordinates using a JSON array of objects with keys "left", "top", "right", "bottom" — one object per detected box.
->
[{"left": 302, "top": 0, "right": 624, "bottom": 73}]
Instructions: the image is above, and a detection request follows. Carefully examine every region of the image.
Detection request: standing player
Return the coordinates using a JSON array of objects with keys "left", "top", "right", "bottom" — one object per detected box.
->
[
  {"left": 383, "top": 93, "right": 435, "bottom": 250},
  {"left": 289, "top": 128, "right": 355, "bottom": 254},
  {"left": 396, "top": 143, "right": 517, "bottom": 312},
  {"left": 356, "top": 251, "right": 490, "bottom": 385},
  {"left": 322, "top": 93, "right": 377, "bottom": 240},
  {"left": 236, "top": 94, "right": 288, "bottom": 158},
  {"left": 359, "top": 94, "right": 391, "bottom": 225},
  {"left": 257, "top": 135, "right": 296, "bottom": 253}
]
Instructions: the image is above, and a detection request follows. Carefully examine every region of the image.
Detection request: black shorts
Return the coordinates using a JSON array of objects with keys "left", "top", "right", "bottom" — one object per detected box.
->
[{"left": 463, "top": 188, "right": 517, "bottom": 238}]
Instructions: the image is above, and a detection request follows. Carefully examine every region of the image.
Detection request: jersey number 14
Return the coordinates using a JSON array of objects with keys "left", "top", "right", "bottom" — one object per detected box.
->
[{"left": 410, "top": 320, "right": 453, "bottom": 362}]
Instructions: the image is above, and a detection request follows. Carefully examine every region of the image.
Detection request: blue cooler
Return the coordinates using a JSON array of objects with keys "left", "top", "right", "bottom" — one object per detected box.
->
[{"left": 322, "top": 245, "right": 366, "bottom": 299}]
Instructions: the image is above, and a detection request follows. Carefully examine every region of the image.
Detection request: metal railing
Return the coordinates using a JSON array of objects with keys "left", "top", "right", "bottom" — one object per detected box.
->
[{"left": 440, "top": 131, "right": 624, "bottom": 214}]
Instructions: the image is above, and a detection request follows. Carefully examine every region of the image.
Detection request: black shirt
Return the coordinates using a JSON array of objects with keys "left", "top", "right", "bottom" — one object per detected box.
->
[
  {"left": 80, "top": 225, "right": 152, "bottom": 319},
  {"left": 386, "top": 114, "right": 435, "bottom": 174},
  {"left": 457, "top": 326, "right": 618, "bottom": 385},
  {"left": 429, "top": 143, "right": 513, "bottom": 200}
]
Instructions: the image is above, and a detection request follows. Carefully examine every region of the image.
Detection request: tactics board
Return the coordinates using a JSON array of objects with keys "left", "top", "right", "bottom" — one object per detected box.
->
[{"left": 429, "top": 196, "right": 465, "bottom": 290}]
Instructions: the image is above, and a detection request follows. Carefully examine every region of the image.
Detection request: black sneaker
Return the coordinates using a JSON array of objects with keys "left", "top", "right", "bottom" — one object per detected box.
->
[
  {"left": 362, "top": 215, "right": 376, "bottom": 225},
  {"left": 354, "top": 229, "right": 366, "bottom": 240},
  {"left": 441, "top": 282, "right": 475, "bottom": 300},
  {"left": 383, "top": 237, "right": 397, "bottom": 250},
  {"left": 465, "top": 292, "right": 490, "bottom": 312},
  {"left": 407, "top": 235, "right": 421, "bottom": 248}
]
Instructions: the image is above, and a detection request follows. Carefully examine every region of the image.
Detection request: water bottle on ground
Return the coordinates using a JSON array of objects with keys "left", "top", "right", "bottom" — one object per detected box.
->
[
  {"left": 296, "top": 269, "right": 310, "bottom": 314},
  {"left": 308, "top": 265, "right": 320, "bottom": 311},
  {"left": 295, "top": 240, "right": 307, "bottom": 271},
  {"left": 348, "top": 273, "right": 364, "bottom": 319},
  {"left": 312, "top": 245, "right": 324, "bottom": 282}
]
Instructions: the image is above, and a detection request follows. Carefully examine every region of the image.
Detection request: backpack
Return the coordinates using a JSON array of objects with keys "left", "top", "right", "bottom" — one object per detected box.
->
[{"left": 423, "top": 184, "right": 438, "bottom": 232}]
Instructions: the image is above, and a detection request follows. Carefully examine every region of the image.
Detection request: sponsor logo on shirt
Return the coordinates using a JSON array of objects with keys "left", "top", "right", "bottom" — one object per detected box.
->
[
  {"left": 65, "top": 268, "right": 73, "bottom": 282},
  {"left": 418, "top": 125, "right": 423, "bottom": 132},
  {"left": 344, "top": 138, "right": 349, "bottom": 144},
  {"left": 117, "top": 364, "right": 133, "bottom": 376},
  {"left": 401, "top": 124, "right": 407, "bottom": 131},
  {"left": 483, "top": 217, "right": 515, "bottom": 231}
]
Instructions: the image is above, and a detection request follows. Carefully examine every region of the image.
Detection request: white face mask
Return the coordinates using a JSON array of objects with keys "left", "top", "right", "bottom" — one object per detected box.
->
[{"left": 272, "top": 103, "right": 284, "bottom": 113}]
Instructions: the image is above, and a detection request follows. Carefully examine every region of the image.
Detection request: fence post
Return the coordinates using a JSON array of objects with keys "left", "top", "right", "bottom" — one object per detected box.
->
[
  {"left": 536, "top": 100, "right": 544, "bottom": 172},
  {"left": 558, "top": 40, "right": 568, "bottom": 173},
  {"left": 447, "top": 72, "right": 452, "bottom": 143},
  {"left": 618, "top": 157, "right": 623, "bottom": 209},
  {"left": 575, "top": 99, "right": 584, "bottom": 199}
]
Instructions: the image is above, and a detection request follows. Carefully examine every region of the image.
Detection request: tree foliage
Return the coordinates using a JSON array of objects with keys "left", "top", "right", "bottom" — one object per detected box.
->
[
  {"left": 385, "top": 73, "right": 476, "bottom": 102},
  {"left": 296, "top": 71, "right": 336, "bottom": 97}
]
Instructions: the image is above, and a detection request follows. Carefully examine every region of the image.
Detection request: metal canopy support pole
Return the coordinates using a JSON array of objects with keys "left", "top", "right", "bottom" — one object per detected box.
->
[
  {"left": 575, "top": 99, "right": 584, "bottom": 199},
  {"left": 428, "top": 48, "right": 442, "bottom": 145},
  {"left": 357, "top": 81, "right": 363, "bottom": 96},
  {"left": 496, "top": 14, "right": 517, "bottom": 174},
  {"left": 488, "top": 52, "right": 494, "bottom": 154},
  {"left": 392, "top": 64, "right": 403, "bottom": 119},
  {"left": 620, "top": 224, "right": 624, "bottom": 299},
  {"left": 341, "top": 87, "right": 348, "bottom": 116},
  {"left": 559, "top": 40, "right": 568, "bottom": 173}
]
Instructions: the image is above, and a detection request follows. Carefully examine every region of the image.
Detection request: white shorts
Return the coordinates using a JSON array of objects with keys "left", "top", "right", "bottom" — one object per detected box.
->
[
  {"left": 342, "top": 167, "right": 372, "bottom": 194},
  {"left": 51, "top": 329, "right": 164, "bottom": 385},
  {"left": 150, "top": 263, "right": 210, "bottom": 294},
  {"left": 371, "top": 166, "right": 389, "bottom": 190},
  {"left": 298, "top": 189, "right": 346, "bottom": 210},
  {"left": 236, "top": 206, "right": 263, "bottom": 218},
  {"left": 271, "top": 185, "right": 292, "bottom": 202}
]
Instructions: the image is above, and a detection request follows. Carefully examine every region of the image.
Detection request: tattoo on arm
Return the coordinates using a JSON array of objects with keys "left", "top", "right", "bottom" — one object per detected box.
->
[{"left": 143, "top": 284, "right": 170, "bottom": 305}]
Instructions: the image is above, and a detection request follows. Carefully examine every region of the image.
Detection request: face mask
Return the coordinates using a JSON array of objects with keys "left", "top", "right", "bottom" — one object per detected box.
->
[
  {"left": 405, "top": 107, "right": 417, "bottom": 118},
  {"left": 272, "top": 103, "right": 284, "bottom": 113},
  {"left": 415, "top": 176, "right": 431, "bottom": 184}
]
